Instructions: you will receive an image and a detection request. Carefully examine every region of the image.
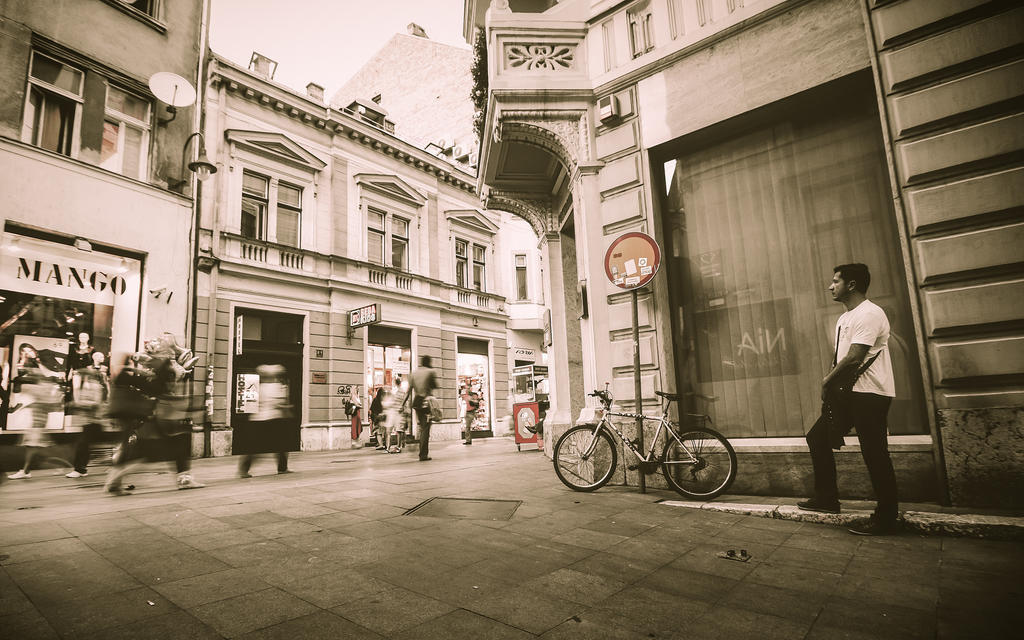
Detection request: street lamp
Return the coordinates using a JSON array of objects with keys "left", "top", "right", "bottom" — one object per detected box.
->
[{"left": 170, "top": 131, "right": 216, "bottom": 191}]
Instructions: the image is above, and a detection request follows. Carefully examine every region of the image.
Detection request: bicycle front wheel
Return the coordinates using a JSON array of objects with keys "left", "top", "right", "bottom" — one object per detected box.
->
[
  {"left": 553, "top": 425, "right": 618, "bottom": 492},
  {"left": 662, "top": 428, "right": 737, "bottom": 499}
]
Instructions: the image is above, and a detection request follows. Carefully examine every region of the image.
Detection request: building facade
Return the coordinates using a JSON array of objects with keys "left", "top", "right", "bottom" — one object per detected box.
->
[
  {"left": 195, "top": 53, "right": 519, "bottom": 455},
  {"left": 466, "top": 0, "right": 1023, "bottom": 507},
  {"left": 0, "top": 1, "right": 208, "bottom": 442}
]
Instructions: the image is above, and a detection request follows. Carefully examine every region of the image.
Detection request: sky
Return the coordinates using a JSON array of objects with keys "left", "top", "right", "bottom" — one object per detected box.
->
[{"left": 209, "top": 0, "right": 469, "bottom": 100}]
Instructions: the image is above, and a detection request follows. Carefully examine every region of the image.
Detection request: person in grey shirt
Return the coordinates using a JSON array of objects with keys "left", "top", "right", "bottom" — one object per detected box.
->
[{"left": 409, "top": 355, "right": 438, "bottom": 461}]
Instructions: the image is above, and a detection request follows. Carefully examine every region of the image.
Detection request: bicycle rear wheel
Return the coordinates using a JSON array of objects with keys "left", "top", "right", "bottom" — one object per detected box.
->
[
  {"left": 661, "top": 428, "right": 736, "bottom": 499},
  {"left": 553, "top": 425, "right": 618, "bottom": 492}
]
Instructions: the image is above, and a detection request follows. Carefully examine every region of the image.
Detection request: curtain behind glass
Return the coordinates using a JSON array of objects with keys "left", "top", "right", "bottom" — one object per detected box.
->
[{"left": 664, "top": 105, "right": 926, "bottom": 437}]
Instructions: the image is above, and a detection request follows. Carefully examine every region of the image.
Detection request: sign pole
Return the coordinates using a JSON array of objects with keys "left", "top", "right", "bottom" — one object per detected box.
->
[{"left": 632, "top": 287, "right": 646, "bottom": 494}]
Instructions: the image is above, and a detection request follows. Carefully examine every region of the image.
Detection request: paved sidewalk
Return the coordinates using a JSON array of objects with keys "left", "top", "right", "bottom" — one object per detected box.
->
[{"left": 1, "top": 437, "right": 1021, "bottom": 639}]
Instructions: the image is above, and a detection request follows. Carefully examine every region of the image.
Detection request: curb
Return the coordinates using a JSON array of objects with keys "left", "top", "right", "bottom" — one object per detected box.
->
[{"left": 660, "top": 500, "right": 1024, "bottom": 541}]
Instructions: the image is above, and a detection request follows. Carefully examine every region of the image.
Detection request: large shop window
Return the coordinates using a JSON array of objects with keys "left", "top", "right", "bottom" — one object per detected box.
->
[
  {"left": 457, "top": 337, "right": 490, "bottom": 433},
  {"left": 660, "top": 91, "right": 927, "bottom": 438},
  {"left": 365, "top": 325, "right": 412, "bottom": 418},
  {"left": 0, "top": 233, "right": 141, "bottom": 431}
]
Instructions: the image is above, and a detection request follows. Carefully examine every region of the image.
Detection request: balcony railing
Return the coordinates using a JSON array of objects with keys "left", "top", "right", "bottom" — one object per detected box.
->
[{"left": 220, "top": 233, "right": 507, "bottom": 312}]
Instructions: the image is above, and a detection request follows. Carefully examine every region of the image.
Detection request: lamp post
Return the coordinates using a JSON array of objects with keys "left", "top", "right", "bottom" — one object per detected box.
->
[{"left": 170, "top": 131, "right": 216, "bottom": 192}]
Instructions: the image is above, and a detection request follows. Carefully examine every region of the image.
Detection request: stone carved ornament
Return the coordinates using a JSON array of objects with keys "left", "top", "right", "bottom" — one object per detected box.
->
[{"left": 506, "top": 43, "right": 576, "bottom": 71}]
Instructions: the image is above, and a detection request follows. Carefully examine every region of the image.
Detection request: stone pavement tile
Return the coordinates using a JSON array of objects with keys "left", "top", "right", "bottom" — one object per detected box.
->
[
  {"left": 464, "top": 552, "right": 579, "bottom": 585},
  {"left": 502, "top": 515, "right": 583, "bottom": 539},
  {"left": 415, "top": 567, "right": 521, "bottom": 609},
  {"left": 815, "top": 595, "right": 937, "bottom": 639},
  {"left": 668, "top": 543, "right": 764, "bottom": 581},
  {"left": 938, "top": 563, "right": 1024, "bottom": 595},
  {"left": 56, "top": 514, "right": 148, "bottom": 536},
  {"left": 538, "top": 607, "right": 658, "bottom": 639},
  {"left": 331, "top": 586, "right": 456, "bottom": 636},
  {"left": 592, "top": 584, "right": 709, "bottom": 637},
  {"left": 635, "top": 565, "right": 739, "bottom": 604},
  {"left": 273, "top": 529, "right": 359, "bottom": 553},
  {"left": 245, "top": 519, "right": 323, "bottom": 540},
  {"left": 744, "top": 560, "right": 843, "bottom": 595},
  {"left": 465, "top": 585, "right": 586, "bottom": 635},
  {"left": 78, "top": 526, "right": 196, "bottom": 559},
  {"left": 152, "top": 567, "right": 272, "bottom": 608},
  {"left": 711, "top": 523, "right": 793, "bottom": 547},
  {"left": 111, "top": 548, "right": 232, "bottom": 585},
  {"left": 347, "top": 503, "right": 409, "bottom": 520},
  {"left": 189, "top": 587, "right": 319, "bottom": 638},
  {"left": 781, "top": 530, "right": 863, "bottom": 554},
  {"left": 567, "top": 550, "right": 664, "bottom": 584},
  {"left": 0, "top": 568, "right": 34, "bottom": 616},
  {"left": 721, "top": 581, "right": 828, "bottom": 623},
  {"left": 734, "top": 514, "right": 803, "bottom": 533},
  {"left": 35, "top": 585, "right": 173, "bottom": 638},
  {"left": 527, "top": 567, "right": 629, "bottom": 606},
  {"left": 267, "top": 503, "right": 338, "bottom": 519},
  {"left": 940, "top": 537, "right": 1024, "bottom": 576},
  {"left": 0, "top": 605, "right": 61, "bottom": 640},
  {"left": 244, "top": 555, "right": 346, "bottom": 588},
  {"left": 5, "top": 551, "right": 142, "bottom": 604},
  {"left": 833, "top": 572, "right": 939, "bottom": 612},
  {"left": 844, "top": 554, "right": 940, "bottom": 586},
  {"left": 79, "top": 609, "right": 223, "bottom": 640},
  {"left": 683, "top": 606, "right": 811, "bottom": 640},
  {"left": 550, "top": 526, "right": 628, "bottom": 551},
  {"left": 207, "top": 539, "right": 310, "bottom": 568},
  {"left": 358, "top": 556, "right": 461, "bottom": 593},
  {"left": 178, "top": 527, "right": 267, "bottom": 551},
  {"left": 392, "top": 608, "right": 535, "bottom": 640},
  {"left": 579, "top": 515, "right": 659, "bottom": 538},
  {"left": 0, "top": 522, "right": 71, "bottom": 547},
  {"left": 217, "top": 510, "right": 292, "bottom": 528},
  {"left": 238, "top": 610, "right": 383, "bottom": 640},
  {"left": 272, "top": 567, "right": 392, "bottom": 608},
  {"left": 604, "top": 535, "right": 692, "bottom": 564},
  {"left": 301, "top": 510, "right": 371, "bottom": 529},
  {"left": 195, "top": 502, "right": 282, "bottom": 518},
  {"left": 0, "top": 536, "right": 91, "bottom": 565},
  {"left": 334, "top": 519, "right": 408, "bottom": 540},
  {"left": 763, "top": 544, "right": 854, "bottom": 574}
]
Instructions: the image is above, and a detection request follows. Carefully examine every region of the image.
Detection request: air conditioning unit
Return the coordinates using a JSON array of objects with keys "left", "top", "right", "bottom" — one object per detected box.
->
[{"left": 597, "top": 95, "right": 619, "bottom": 122}]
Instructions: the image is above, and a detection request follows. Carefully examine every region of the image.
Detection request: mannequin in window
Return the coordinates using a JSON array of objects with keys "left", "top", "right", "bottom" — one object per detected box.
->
[{"left": 69, "top": 332, "right": 95, "bottom": 375}]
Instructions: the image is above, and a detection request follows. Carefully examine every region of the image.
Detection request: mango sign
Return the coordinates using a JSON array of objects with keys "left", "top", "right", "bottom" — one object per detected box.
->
[{"left": 604, "top": 232, "right": 661, "bottom": 290}]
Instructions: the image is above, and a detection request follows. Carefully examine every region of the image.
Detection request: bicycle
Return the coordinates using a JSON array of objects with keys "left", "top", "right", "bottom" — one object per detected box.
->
[{"left": 552, "top": 385, "right": 737, "bottom": 500}]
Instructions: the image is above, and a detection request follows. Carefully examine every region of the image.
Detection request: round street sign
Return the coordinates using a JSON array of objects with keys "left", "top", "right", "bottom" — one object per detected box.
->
[{"left": 604, "top": 232, "right": 661, "bottom": 290}]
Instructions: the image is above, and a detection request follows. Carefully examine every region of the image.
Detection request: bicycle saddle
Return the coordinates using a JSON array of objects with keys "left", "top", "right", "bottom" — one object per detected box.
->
[{"left": 654, "top": 391, "right": 680, "bottom": 400}]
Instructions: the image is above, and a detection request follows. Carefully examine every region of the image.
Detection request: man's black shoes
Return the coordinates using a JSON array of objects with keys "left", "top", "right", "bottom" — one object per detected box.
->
[{"left": 796, "top": 499, "right": 841, "bottom": 514}]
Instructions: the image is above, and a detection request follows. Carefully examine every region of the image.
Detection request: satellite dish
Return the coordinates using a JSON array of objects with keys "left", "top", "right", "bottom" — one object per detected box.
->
[{"left": 148, "top": 72, "right": 196, "bottom": 107}]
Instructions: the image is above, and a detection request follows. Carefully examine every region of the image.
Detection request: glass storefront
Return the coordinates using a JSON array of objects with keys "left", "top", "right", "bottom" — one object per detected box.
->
[
  {"left": 0, "top": 232, "right": 140, "bottom": 432},
  {"left": 457, "top": 337, "right": 490, "bottom": 433},
  {"left": 660, "top": 86, "right": 927, "bottom": 438},
  {"left": 365, "top": 325, "right": 411, "bottom": 413}
]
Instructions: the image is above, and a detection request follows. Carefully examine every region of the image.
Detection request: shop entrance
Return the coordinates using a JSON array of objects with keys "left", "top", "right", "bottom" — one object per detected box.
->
[
  {"left": 230, "top": 310, "right": 303, "bottom": 453},
  {"left": 457, "top": 337, "right": 491, "bottom": 437}
]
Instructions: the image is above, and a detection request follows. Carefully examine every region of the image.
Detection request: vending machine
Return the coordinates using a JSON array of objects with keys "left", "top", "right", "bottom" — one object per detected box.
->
[{"left": 512, "top": 365, "right": 549, "bottom": 451}]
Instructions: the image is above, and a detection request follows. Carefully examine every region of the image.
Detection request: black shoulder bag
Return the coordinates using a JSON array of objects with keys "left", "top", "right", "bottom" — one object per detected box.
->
[{"left": 821, "top": 325, "right": 881, "bottom": 449}]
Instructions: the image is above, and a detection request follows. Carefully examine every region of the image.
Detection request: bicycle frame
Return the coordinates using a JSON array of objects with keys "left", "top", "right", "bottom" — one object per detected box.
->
[{"left": 581, "top": 402, "right": 702, "bottom": 466}]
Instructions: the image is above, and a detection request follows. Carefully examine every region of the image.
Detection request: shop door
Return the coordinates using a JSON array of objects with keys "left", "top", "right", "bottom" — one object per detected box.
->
[{"left": 457, "top": 337, "right": 491, "bottom": 437}]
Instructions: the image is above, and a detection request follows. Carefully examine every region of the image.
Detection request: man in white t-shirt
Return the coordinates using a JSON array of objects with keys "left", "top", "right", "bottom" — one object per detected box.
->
[{"left": 799, "top": 263, "right": 900, "bottom": 535}]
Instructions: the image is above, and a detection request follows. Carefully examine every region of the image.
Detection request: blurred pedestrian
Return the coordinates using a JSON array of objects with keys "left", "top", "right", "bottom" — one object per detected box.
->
[
  {"left": 409, "top": 355, "right": 438, "bottom": 461},
  {"left": 104, "top": 334, "right": 205, "bottom": 495},
  {"left": 237, "top": 364, "right": 296, "bottom": 477},
  {"left": 66, "top": 351, "right": 110, "bottom": 478},
  {"left": 388, "top": 376, "right": 408, "bottom": 452},
  {"left": 370, "top": 387, "right": 388, "bottom": 450},
  {"left": 463, "top": 387, "right": 480, "bottom": 446},
  {"left": 7, "top": 344, "right": 64, "bottom": 480}
]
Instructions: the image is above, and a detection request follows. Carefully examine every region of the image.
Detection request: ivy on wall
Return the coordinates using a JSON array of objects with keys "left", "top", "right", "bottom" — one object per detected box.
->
[{"left": 471, "top": 27, "right": 488, "bottom": 143}]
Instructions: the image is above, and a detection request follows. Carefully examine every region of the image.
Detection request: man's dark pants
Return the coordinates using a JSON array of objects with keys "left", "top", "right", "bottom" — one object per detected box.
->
[
  {"left": 806, "top": 392, "right": 898, "bottom": 521},
  {"left": 416, "top": 407, "right": 431, "bottom": 460}
]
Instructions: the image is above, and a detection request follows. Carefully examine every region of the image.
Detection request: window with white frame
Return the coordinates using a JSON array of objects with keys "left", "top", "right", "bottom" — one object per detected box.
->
[
  {"left": 23, "top": 51, "right": 84, "bottom": 157},
  {"left": 627, "top": 1, "right": 655, "bottom": 58},
  {"left": 365, "top": 207, "right": 410, "bottom": 270},
  {"left": 119, "top": 0, "right": 158, "bottom": 18},
  {"left": 367, "top": 207, "right": 386, "bottom": 265},
  {"left": 455, "top": 239, "right": 469, "bottom": 288},
  {"left": 276, "top": 182, "right": 302, "bottom": 247},
  {"left": 241, "top": 171, "right": 269, "bottom": 240},
  {"left": 515, "top": 254, "right": 528, "bottom": 301},
  {"left": 473, "top": 244, "right": 486, "bottom": 292},
  {"left": 100, "top": 86, "right": 150, "bottom": 179},
  {"left": 601, "top": 19, "right": 615, "bottom": 72}
]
